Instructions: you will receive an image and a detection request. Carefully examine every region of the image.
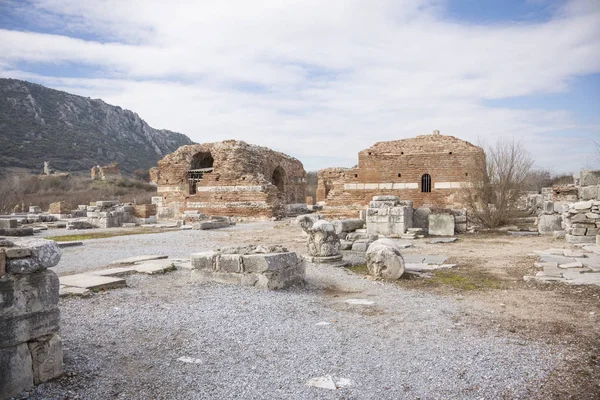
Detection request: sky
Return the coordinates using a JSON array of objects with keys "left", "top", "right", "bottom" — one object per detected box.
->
[{"left": 0, "top": 0, "right": 599, "bottom": 173}]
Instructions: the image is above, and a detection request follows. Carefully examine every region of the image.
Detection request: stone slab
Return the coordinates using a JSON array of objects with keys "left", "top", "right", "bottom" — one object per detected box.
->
[
  {"left": 132, "top": 262, "right": 176, "bottom": 275},
  {"left": 403, "top": 254, "right": 426, "bottom": 263},
  {"left": 405, "top": 263, "right": 456, "bottom": 272},
  {"left": 108, "top": 254, "right": 168, "bottom": 266},
  {"left": 59, "top": 274, "right": 126, "bottom": 291},
  {"left": 59, "top": 285, "right": 92, "bottom": 297},
  {"left": 423, "top": 255, "right": 449, "bottom": 265},
  {"left": 89, "top": 267, "right": 136, "bottom": 277}
]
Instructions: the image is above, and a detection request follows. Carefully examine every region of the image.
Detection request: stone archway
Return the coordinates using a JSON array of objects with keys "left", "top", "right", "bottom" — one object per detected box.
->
[
  {"left": 188, "top": 152, "right": 214, "bottom": 194},
  {"left": 272, "top": 166, "right": 286, "bottom": 192}
]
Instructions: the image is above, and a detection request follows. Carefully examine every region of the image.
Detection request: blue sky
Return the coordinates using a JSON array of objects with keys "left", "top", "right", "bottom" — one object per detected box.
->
[{"left": 0, "top": 0, "right": 599, "bottom": 173}]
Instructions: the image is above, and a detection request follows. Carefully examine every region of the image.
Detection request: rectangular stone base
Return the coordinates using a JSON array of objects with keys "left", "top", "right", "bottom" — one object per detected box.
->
[{"left": 190, "top": 251, "right": 305, "bottom": 290}]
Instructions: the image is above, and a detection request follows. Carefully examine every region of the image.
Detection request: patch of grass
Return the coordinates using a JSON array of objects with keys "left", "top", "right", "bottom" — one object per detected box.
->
[
  {"left": 346, "top": 264, "right": 369, "bottom": 275},
  {"left": 430, "top": 270, "right": 503, "bottom": 291},
  {"left": 47, "top": 229, "right": 165, "bottom": 242}
]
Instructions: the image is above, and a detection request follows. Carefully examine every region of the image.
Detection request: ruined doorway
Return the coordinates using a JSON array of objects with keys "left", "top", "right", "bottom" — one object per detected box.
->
[
  {"left": 188, "top": 152, "right": 214, "bottom": 194},
  {"left": 421, "top": 173, "right": 431, "bottom": 193},
  {"left": 272, "top": 166, "right": 286, "bottom": 192}
]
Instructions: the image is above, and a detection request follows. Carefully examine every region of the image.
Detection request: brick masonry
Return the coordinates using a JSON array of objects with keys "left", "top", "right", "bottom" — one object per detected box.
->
[
  {"left": 151, "top": 140, "right": 306, "bottom": 219},
  {"left": 317, "top": 131, "right": 484, "bottom": 216}
]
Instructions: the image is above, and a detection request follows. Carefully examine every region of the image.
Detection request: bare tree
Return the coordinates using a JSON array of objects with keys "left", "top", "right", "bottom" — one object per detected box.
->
[{"left": 461, "top": 138, "right": 534, "bottom": 228}]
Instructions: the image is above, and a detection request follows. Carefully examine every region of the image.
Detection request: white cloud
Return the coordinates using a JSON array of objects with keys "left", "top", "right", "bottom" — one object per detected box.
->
[{"left": 0, "top": 0, "right": 599, "bottom": 171}]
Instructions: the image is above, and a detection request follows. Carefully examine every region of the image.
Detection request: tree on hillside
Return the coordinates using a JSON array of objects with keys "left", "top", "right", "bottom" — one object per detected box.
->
[{"left": 460, "top": 138, "right": 533, "bottom": 228}]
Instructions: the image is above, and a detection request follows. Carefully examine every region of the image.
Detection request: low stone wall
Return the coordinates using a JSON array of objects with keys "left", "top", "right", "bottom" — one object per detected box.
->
[
  {"left": 563, "top": 200, "right": 600, "bottom": 244},
  {"left": 190, "top": 246, "right": 305, "bottom": 290},
  {"left": 0, "top": 237, "right": 63, "bottom": 399}
]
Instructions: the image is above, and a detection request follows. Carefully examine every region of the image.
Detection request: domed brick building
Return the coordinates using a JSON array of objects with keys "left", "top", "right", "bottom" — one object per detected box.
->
[
  {"left": 316, "top": 130, "right": 484, "bottom": 216},
  {"left": 150, "top": 140, "right": 306, "bottom": 219}
]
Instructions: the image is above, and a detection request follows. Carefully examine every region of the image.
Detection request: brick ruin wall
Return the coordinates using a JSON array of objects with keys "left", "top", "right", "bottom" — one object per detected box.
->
[
  {"left": 91, "top": 162, "right": 121, "bottom": 181},
  {"left": 316, "top": 133, "right": 484, "bottom": 218},
  {"left": 151, "top": 140, "right": 306, "bottom": 219}
]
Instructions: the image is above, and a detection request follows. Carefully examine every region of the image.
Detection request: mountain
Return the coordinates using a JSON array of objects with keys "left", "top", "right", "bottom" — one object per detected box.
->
[{"left": 0, "top": 78, "right": 194, "bottom": 173}]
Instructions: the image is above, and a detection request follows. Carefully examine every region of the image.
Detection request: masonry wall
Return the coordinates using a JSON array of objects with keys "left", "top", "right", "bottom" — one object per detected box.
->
[
  {"left": 0, "top": 238, "right": 63, "bottom": 399},
  {"left": 153, "top": 140, "right": 306, "bottom": 219},
  {"left": 317, "top": 133, "right": 484, "bottom": 216}
]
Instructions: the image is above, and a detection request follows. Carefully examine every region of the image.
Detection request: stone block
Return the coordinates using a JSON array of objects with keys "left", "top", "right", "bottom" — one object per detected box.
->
[
  {"left": 586, "top": 228, "right": 599, "bottom": 236},
  {"left": 0, "top": 219, "right": 18, "bottom": 229},
  {"left": 580, "top": 170, "right": 600, "bottom": 186},
  {"left": 372, "top": 195, "right": 400, "bottom": 201},
  {"left": 543, "top": 201, "right": 554, "bottom": 214},
  {"left": 5, "top": 238, "right": 62, "bottom": 274},
  {"left": 29, "top": 206, "right": 42, "bottom": 214},
  {"left": 242, "top": 252, "right": 300, "bottom": 273},
  {"left": 359, "top": 210, "right": 366, "bottom": 221},
  {"left": 565, "top": 234, "right": 596, "bottom": 244},
  {"left": 369, "top": 201, "right": 396, "bottom": 208},
  {"left": 216, "top": 254, "right": 242, "bottom": 273},
  {"left": 28, "top": 334, "right": 63, "bottom": 384},
  {"left": 332, "top": 219, "right": 365, "bottom": 234},
  {"left": 0, "top": 308, "right": 60, "bottom": 349},
  {"left": 0, "top": 270, "right": 60, "bottom": 316},
  {"left": 538, "top": 215, "right": 562, "bottom": 235},
  {"left": 340, "top": 240, "right": 353, "bottom": 250},
  {"left": 573, "top": 201, "right": 593, "bottom": 210},
  {"left": 579, "top": 185, "right": 599, "bottom": 201},
  {"left": 192, "top": 220, "right": 230, "bottom": 230},
  {"left": 553, "top": 230, "right": 566, "bottom": 239},
  {"left": 4, "top": 247, "right": 32, "bottom": 259},
  {"left": 67, "top": 221, "right": 97, "bottom": 230},
  {"left": 0, "top": 343, "right": 33, "bottom": 399},
  {"left": 412, "top": 207, "right": 431, "bottom": 229},
  {"left": 0, "top": 227, "right": 34, "bottom": 237},
  {"left": 351, "top": 241, "right": 369, "bottom": 252},
  {"left": 571, "top": 228, "right": 587, "bottom": 236},
  {"left": 428, "top": 214, "right": 455, "bottom": 236},
  {"left": 190, "top": 252, "right": 219, "bottom": 270}
]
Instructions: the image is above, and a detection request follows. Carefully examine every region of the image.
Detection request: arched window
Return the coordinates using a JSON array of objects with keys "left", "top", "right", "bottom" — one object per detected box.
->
[
  {"left": 421, "top": 174, "right": 431, "bottom": 193},
  {"left": 188, "top": 152, "right": 214, "bottom": 194},
  {"left": 272, "top": 166, "right": 286, "bottom": 192}
]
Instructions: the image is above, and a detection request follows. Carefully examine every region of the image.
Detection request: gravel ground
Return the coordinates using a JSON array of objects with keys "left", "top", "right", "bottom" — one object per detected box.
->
[
  {"left": 46, "top": 223, "right": 276, "bottom": 275},
  {"left": 14, "top": 223, "right": 565, "bottom": 399}
]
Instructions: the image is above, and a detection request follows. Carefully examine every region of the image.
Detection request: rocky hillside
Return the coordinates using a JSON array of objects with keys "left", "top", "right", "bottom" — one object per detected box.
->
[{"left": 0, "top": 78, "right": 194, "bottom": 173}]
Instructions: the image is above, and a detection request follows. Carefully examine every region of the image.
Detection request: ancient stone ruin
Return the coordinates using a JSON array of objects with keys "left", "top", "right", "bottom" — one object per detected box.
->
[
  {"left": 365, "top": 238, "right": 406, "bottom": 280},
  {"left": 297, "top": 217, "right": 344, "bottom": 265},
  {"left": 150, "top": 140, "right": 306, "bottom": 219},
  {"left": 91, "top": 162, "right": 121, "bottom": 181},
  {"left": 190, "top": 245, "right": 305, "bottom": 289},
  {"left": 0, "top": 237, "right": 63, "bottom": 399},
  {"left": 316, "top": 130, "right": 484, "bottom": 217}
]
